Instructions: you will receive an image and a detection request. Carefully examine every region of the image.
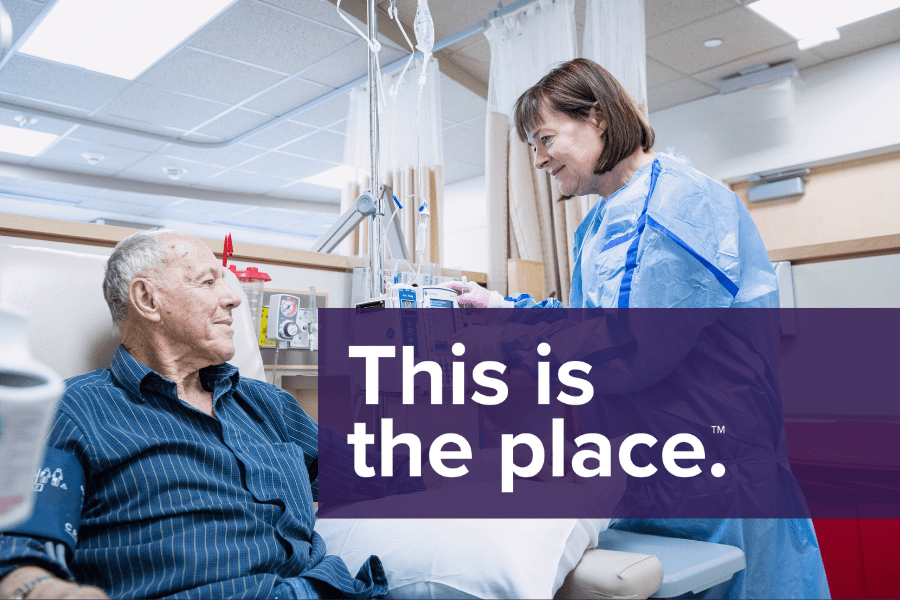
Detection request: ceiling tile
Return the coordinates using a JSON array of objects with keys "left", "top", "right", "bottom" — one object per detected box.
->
[
  {"left": 75, "top": 197, "right": 158, "bottom": 216},
  {"left": 646, "top": 58, "right": 684, "bottom": 87},
  {"left": 138, "top": 48, "right": 286, "bottom": 105},
  {"left": 121, "top": 154, "right": 225, "bottom": 184},
  {"left": 29, "top": 157, "right": 118, "bottom": 176},
  {"left": 290, "top": 92, "right": 350, "bottom": 127},
  {"left": 443, "top": 159, "right": 484, "bottom": 185},
  {"left": 189, "top": 1, "right": 351, "bottom": 74},
  {"left": 7, "top": 178, "right": 101, "bottom": 201},
  {"left": 166, "top": 198, "right": 249, "bottom": 217},
  {"left": 143, "top": 205, "right": 217, "bottom": 224},
  {"left": 442, "top": 52, "right": 490, "bottom": 89},
  {"left": 326, "top": 119, "right": 347, "bottom": 134},
  {"left": 242, "top": 120, "right": 316, "bottom": 149},
  {"left": 243, "top": 77, "right": 331, "bottom": 115},
  {"left": 66, "top": 126, "right": 168, "bottom": 153},
  {"left": 204, "top": 169, "right": 294, "bottom": 194},
  {"left": 443, "top": 124, "right": 485, "bottom": 167},
  {"left": 96, "top": 189, "right": 182, "bottom": 208},
  {"left": 298, "top": 39, "right": 406, "bottom": 89},
  {"left": 692, "top": 42, "right": 826, "bottom": 89},
  {"left": 0, "top": 55, "right": 129, "bottom": 111},
  {"left": 158, "top": 142, "right": 264, "bottom": 169},
  {"left": 34, "top": 138, "right": 149, "bottom": 172},
  {"left": 100, "top": 83, "right": 227, "bottom": 131},
  {"left": 808, "top": 9, "right": 900, "bottom": 62},
  {"left": 262, "top": 0, "right": 363, "bottom": 36},
  {"left": 644, "top": 0, "right": 736, "bottom": 38},
  {"left": 450, "top": 38, "right": 490, "bottom": 73},
  {"left": 217, "top": 206, "right": 314, "bottom": 228},
  {"left": 275, "top": 181, "right": 342, "bottom": 203},
  {"left": 648, "top": 77, "right": 718, "bottom": 113},
  {"left": 441, "top": 76, "right": 486, "bottom": 124},
  {"left": 280, "top": 130, "right": 345, "bottom": 163},
  {"left": 238, "top": 151, "right": 334, "bottom": 180},
  {"left": 194, "top": 108, "right": 272, "bottom": 140},
  {"left": 5, "top": 0, "right": 45, "bottom": 47},
  {"left": 647, "top": 7, "right": 795, "bottom": 75}
]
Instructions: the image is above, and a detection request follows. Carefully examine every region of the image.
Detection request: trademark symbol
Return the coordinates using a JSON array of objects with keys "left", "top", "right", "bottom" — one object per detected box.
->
[{"left": 711, "top": 425, "right": 725, "bottom": 434}]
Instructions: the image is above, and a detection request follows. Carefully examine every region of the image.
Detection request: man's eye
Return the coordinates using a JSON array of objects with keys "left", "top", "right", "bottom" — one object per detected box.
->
[{"left": 203, "top": 279, "right": 214, "bottom": 286}]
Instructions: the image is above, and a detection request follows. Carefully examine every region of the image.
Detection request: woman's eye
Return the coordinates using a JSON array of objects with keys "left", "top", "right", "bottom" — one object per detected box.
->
[{"left": 541, "top": 136, "right": 551, "bottom": 145}]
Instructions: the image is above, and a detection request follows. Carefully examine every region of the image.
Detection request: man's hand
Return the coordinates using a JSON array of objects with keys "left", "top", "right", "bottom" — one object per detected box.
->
[{"left": 0, "top": 567, "right": 108, "bottom": 599}]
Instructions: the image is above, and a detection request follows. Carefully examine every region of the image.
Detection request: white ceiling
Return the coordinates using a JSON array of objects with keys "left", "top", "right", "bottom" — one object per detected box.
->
[{"left": 1, "top": 0, "right": 899, "bottom": 248}]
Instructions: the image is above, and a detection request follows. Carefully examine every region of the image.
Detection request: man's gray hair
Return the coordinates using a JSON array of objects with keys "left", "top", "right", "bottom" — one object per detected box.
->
[{"left": 103, "top": 230, "right": 169, "bottom": 325}]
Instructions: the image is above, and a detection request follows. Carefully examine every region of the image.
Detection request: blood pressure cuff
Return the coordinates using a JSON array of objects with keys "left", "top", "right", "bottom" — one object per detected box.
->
[{"left": 4, "top": 448, "right": 84, "bottom": 556}]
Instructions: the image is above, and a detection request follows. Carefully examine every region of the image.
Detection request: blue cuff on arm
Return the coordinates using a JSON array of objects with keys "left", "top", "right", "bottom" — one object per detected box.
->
[{"left": 0, "top": 448, "right": 85, "bottom": 582}]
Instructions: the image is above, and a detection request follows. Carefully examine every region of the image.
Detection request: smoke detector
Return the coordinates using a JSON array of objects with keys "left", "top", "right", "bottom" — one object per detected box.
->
[{"left": 81, "top": 152, "right": 105, "bottom": 165}]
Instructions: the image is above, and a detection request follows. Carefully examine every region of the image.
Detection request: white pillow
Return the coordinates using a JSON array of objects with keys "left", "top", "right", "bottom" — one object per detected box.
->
[{"left": 316, "top": 485, "right": 609, "bottom": 599}]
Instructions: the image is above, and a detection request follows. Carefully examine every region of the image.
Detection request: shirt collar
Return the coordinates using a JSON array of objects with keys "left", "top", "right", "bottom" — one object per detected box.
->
[{"left": 110, "top": 345, "right": 241, "bottom": 404}]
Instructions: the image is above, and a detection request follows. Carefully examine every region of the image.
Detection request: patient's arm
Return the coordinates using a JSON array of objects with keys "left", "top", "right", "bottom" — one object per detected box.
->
[{"left": 0, "top": 566, "right": 107, "bottom": 599}]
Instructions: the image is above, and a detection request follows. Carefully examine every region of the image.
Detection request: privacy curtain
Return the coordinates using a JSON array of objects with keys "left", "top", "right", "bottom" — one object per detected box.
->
[
  {"left": 484, "top": 0, "right": 648, "bottom": 303},
  {"left": 484, "top": 0, "right": 577, "bottom": 301},
  {"left": 583, "top": 0, "right": 647, "bottom": 114},
  {"left": 343, "top": 58, "right": 444, "bottom": 266}
]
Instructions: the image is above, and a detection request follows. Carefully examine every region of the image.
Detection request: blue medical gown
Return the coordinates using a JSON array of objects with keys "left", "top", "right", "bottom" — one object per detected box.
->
[{"left": 515, "top": 152, "right": 830, "bottom": 599}]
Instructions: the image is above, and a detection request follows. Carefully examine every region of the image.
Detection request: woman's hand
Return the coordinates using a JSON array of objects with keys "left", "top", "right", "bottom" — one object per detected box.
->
[{"left": 443, "top": 280, "right": 511, "bottom": 308}]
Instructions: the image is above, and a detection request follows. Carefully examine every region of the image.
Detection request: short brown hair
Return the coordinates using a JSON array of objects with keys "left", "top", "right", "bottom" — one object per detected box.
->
[{"left": 513, "top": 58, "right": 654, "bottom": 176}]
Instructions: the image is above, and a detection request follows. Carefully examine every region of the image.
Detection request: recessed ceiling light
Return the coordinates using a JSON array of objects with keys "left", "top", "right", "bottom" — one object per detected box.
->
[
  {"left": 748, "top": 0, "right": 900, "bottom": 40},
  {"left": 19, "top": 0, "right": 236, "bottom": 80},
  {"left": 704, "top": 38, "right": 723, "bottom": 48},
  {"left": 302, "top": 165, "right": 359, "bottom": 190},
  {"left": 0, "top": 123, "right": 58, "bottom": 156}
]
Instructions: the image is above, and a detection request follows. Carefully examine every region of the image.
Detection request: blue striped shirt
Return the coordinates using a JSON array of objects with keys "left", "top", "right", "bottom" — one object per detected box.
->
[{"left": 0, "top": 346, "right": 403, "bottom": 599}]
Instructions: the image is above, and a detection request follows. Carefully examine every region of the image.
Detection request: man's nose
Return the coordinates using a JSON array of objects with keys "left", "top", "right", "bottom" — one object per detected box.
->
[
  {"left": 222, "top": 282, "right": 242, "bottom": 309},
  {"left": 533, "top": 146, "right": 549, "bottom": 170}
]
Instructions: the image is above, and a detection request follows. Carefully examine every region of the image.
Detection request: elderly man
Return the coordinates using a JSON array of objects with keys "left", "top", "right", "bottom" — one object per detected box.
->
[{"left": 0, "top": 230, "right": 414, "bottom": 600}]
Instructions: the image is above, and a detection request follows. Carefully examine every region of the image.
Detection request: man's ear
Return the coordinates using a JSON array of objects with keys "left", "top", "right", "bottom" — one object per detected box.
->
[{"left": 129, "top": 277, "right": 162, "bottom": 323}]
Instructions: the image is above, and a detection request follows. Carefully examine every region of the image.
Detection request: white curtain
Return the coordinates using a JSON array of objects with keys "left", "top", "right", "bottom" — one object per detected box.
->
[
  {"left": 583, "top": 0, "right": 648, "bottom": 112},
  {"left": 343, "top": 58, "right": 444, "bottom": 264},
  {"left": 484, "top": 0, "right": 577, "bottom": 300}
]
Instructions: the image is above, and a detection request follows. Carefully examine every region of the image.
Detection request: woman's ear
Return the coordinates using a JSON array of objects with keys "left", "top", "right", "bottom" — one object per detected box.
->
[
  {"left": 588, "top": 108, "right": 607, "bottom": 134},
  {"left": 129, "top": 277, "right": 162, "bottom": 323}
]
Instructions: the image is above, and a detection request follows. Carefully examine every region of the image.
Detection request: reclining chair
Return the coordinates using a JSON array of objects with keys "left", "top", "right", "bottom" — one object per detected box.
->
[{"left": 0, "top": 242, "right": 745, "bottom": 599}]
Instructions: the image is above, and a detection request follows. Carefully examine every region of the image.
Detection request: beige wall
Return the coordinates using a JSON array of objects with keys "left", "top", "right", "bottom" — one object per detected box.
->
[{"left": 732, "top": 151, "right": 900, "bottom": 263}]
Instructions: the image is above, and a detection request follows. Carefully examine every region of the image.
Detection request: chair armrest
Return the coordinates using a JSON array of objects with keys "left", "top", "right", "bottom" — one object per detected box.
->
[{"left": 554, "top": 548, "right": 663, "bottom": 600}]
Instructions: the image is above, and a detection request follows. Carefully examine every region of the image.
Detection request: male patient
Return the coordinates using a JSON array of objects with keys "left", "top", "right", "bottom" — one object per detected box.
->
[{"left": 0, "top": 230, "right": 412, "bottom": 600}]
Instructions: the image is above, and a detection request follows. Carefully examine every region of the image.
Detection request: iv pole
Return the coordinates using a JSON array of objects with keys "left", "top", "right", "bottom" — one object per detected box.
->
[{"left": 367, "top": 0, "right": 386, "bottom": 301}]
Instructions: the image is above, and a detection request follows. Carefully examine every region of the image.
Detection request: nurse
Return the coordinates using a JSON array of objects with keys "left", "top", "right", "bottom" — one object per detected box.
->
[{"left": 448, "top": 58, "right": 830, "bottom": 599}]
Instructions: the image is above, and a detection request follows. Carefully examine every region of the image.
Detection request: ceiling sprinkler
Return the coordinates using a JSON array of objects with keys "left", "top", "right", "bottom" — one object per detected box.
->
[
  {"left": 81, "top": 152, "right": 105, "bottom": 165},
  {"left": 163, "top": 167, "right": 186, "bottom": 180}
]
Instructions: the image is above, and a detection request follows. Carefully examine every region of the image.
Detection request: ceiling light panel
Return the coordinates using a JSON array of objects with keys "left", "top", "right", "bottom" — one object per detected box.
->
[
  {"left": 20, "top": 0, "right": 236, "bottom": 80},
  {"left": 302, "top": 165, "right": 358, "bottom": 189},
  {"left": 748, "top": 0, "right": 900, "bottom": 39},
  {"left": 0, "top": 123, "right": 58, "bottom": 156}
]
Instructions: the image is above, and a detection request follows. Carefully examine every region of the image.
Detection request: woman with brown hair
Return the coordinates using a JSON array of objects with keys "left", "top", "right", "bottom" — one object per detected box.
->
[{"left": 447, "top": 58, "right": 829, "bottom": 598}]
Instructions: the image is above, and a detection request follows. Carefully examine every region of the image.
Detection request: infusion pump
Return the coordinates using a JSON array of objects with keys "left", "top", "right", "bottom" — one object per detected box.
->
[{"left": 356, "top": 283, "right": 459, "bottom": 310}]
